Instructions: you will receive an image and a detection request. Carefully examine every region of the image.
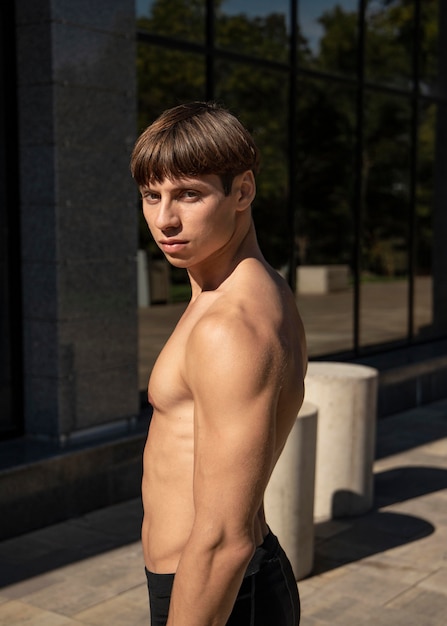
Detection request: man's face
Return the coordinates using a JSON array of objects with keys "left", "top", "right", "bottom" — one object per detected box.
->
[{"left": 140, "top": 174, "right": 242, "bottom": 270}]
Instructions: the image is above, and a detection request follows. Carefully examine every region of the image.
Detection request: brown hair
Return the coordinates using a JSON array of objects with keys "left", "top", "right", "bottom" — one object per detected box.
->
[{"left": 130, "top": 101, "right": 260, "bottom": 195}]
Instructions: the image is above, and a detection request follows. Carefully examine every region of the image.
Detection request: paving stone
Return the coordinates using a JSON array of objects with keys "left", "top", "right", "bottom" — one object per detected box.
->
[
  {"left": 388, "top": 530, "right": 447, "bottom": 567},
  {"left": 309, "top": 567, "right": 410, "bottom": 607},
  {"left": 361, "top": 605, "right": 442, "bottom": 626},
  {"left": 354, "top": 552, "right": 433, "bottom": 585},
  {"left": 0, "top": 600, "right": 81, "bottom": 625},
  {"left": 65, "top": 545, "right": 144, "bottom": 593},
  {"left": 0, "top": 571, "right": 63, "bottom": 601},
  {"left": 297, "top": 579, "right": 321, "bottom": 600},
  {"left": 300, "top": 616, "right": 327, "bottom": 626},
  {"left": 418, "top": 566, "right": 447, "bottom": 595},
  {"left": 72, "top": 584, "right": 148, "bottom": 625},
  {"left": 302, "top": 591, "right": 371, "bottom": 623},
  {"left": 385, "top": 587, "right": 447, "bottom": 621},
  {"left": 20, "top": 578, "right": 118, "bottom": 617}
]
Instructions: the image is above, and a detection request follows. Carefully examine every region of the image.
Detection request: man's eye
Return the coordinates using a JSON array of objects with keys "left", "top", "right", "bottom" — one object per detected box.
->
[
  {"left": 181, "top": 190, "right": 200, "bottom": 201},
  {"left": 143, "top": 192, "right": 159, "bottom": 202}
]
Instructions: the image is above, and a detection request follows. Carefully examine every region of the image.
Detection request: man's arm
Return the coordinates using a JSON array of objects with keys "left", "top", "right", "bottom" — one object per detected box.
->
[{"left": 166, "top": 312, "right": 284, "bottom": 626}]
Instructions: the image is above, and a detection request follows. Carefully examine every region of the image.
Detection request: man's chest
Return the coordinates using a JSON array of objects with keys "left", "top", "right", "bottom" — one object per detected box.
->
[
  {"left": 147, "top": 294, "right": 223, "bottom": 414},
  {"left": 147, "top": 315, "right": 194, "bottom": 415}
]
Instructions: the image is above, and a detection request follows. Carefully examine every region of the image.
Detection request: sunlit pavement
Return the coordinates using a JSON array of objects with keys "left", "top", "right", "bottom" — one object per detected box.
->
[{"left": 1, "top": 397, "right": 446, "bottom": 625}]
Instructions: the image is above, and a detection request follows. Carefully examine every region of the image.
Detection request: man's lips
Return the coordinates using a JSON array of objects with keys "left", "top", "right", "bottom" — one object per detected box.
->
[{"left": 159, "top": 239, "right": 188, "bottom": 252}]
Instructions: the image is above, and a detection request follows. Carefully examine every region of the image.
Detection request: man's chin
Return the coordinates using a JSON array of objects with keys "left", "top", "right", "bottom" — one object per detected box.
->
[{"left": 163, "top": 254, "right": 191, "bottom": 269}]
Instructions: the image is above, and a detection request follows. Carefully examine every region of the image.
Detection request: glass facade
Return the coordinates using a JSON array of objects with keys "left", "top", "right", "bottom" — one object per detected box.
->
[
  {"left": 0, "top": 0, "right": 447, "bottom": 437},
  {"left": 135, "top": 0, "right": 447, "bottom": 387}
]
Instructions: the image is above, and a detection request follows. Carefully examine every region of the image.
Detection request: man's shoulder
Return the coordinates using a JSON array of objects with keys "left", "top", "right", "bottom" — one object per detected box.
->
[
  {"left": 187, "top": 259, "right": 303, "bottom": 359},
  {"left": 186, "top": 291, "right": 284, "bottom": 375},
  {"left": 189, "top": 297, "right": 260, "bottom": 345},
  {"left": 183, "top": 303, "right": 285, "bottom": 403}
]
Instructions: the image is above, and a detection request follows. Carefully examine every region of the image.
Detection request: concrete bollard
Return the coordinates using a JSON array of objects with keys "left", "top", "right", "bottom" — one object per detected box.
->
[
  {"left": 305, "top": 362, "right": 378, "bottom": 521},
  {"left": 265, "top": 401, "right": 318, "bottom": 581}
]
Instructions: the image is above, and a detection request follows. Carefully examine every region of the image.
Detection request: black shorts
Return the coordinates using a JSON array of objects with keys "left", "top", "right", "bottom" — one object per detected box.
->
[{"left": 145, "top": 530, "right": 300, "bottom": 625}]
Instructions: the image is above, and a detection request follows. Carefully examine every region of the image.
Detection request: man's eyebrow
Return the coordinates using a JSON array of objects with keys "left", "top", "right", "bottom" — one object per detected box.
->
[{"left": 142, "top": 181, "right": 208, "bottom": 192}]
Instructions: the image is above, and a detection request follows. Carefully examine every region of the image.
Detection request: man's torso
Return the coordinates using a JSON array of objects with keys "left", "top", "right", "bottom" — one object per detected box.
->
[{"left": 141, "top": 259, "right": 306, "bottom": 573}]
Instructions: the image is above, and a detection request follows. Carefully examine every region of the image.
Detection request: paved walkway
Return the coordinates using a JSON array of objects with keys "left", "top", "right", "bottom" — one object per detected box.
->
[{"left": 1, "top": 399, "right": 446, "bottom": 625}]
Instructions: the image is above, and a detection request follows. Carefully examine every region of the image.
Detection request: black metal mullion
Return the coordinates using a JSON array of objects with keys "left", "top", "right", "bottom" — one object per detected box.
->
[
  {"left": 353, "top": 0, "right": 366, "bottom": 355},
  {"left": 407, "top": 0, "right": 422, "bottom": 341},
  {"left": 287, "top": 0, "right": 298, "bottom": 292},
  {"left": 206, "top": 0, "right": 215, "bottom": 100}
]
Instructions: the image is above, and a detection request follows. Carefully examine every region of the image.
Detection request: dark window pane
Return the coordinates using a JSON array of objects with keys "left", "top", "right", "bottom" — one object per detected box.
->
[
  {"left": 296, "top": 78, "right": 356, "bottom": 267},
  {"left": 417, "top": 100, "right": 447, "bottom": 340},
  {"left": 137, "top": 43, "right": 205, "bottom": 132},
  {"left": 137, "top": 0, "right": 206, "bottom": 45},
  {"left": 298, "top": 0, "right": 358, "bottom": 76},
  {"left": 360, "top": 92, "right": 412, "bottom": 348},
  {"left": 295, "top": 77, "right": 356, "bottom": 355},
  {"left": 365, "top": 0, "right": 414, "bottom": 89},
  {"left": 215, "top": 61, "right": 289, "bottom": 270},
  {"left": 414, "top": 100, "right": 435, "bottom": 339},
  {"left": 0, "top": 191, "right": 13, "bottom": 434},
  {"left": 216, "top": 0, "right": 289, "bottom": 63},
  {"left": 420, "top": 1, "right": 446, "bottom": 98}
]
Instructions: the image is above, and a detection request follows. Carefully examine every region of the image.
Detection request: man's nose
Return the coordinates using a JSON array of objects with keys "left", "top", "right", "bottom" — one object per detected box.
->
[{"left": 154, "top": 200, "right": 180, "bottom": 230}]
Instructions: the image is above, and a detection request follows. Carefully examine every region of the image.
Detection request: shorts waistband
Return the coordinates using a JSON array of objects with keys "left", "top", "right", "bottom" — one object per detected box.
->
[
  {"left": 244, "top": 529, "right": 279, "bottom": 577},
  {"left": 145, "top": 569, "right": 174, "bottom": 597}
]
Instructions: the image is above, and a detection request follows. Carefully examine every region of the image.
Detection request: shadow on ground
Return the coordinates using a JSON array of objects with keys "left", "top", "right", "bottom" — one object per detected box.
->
[
  {"left": 313, "top": 510, "right": 434, "bottom": 575},
  {"left": 310, "top": 464, "right": 447, "bottom": 576},
  {"left": 0, "top": 499, "right": 143, "bottom": 588},
  {"left": 374, "top": 466, "right": 447, "bottom": 506}
]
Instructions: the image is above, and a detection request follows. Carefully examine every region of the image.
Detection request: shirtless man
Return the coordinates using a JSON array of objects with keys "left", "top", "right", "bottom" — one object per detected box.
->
[{"left": 131, "top": 102, "right": 307, "bottom": 626}]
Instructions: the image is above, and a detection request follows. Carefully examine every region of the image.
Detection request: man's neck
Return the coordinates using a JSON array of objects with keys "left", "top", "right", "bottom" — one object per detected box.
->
[{"left": 188, "top": 220, "right": 263, "bottom": 298}]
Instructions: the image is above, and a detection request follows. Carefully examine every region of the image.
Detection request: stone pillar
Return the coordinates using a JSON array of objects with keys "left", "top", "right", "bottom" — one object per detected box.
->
[
  {"left": 16, "top": 0, "right": 139, "bottom": 441},
  {"left": 305, "top": 362, "right": 378, "bottom": 521},
  {"left": 264, "top": 402, "right": 318, "bottom": 580}
]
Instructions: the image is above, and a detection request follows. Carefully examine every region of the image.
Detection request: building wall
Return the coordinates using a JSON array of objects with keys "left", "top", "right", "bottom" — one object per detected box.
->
[
  {"left": 16, "top": 0, "right": 139, "bottom": 441},
  {"left": 1, "top": 0, "right": 447, "bottom": 539}
]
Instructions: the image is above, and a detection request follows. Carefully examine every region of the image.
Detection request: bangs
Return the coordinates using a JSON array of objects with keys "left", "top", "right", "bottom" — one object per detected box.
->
[
  {"left": 130, "top": 102, "right": 260, "bottom": 189},
  {"left": 131, "top": 124, "right": 229, "bottom": 187}
]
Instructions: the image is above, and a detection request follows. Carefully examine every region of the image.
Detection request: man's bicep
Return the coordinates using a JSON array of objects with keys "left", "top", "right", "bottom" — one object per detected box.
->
[
  {"left": 193, "top": 404, "right": 276, "bottom": 538},
  {"left": 187, "top": 318, "right": 281, "bottom": 532}
]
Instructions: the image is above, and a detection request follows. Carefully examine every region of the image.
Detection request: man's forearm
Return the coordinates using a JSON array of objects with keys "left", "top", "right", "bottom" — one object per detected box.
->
[{"left": 166, "top": 536, "right": 255, "bottom": 626}]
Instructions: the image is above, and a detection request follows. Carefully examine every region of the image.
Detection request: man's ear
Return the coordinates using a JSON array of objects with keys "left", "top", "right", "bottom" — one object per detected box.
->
[{"left": 235, "top": 170, "right": 256, "bottom": 211}]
